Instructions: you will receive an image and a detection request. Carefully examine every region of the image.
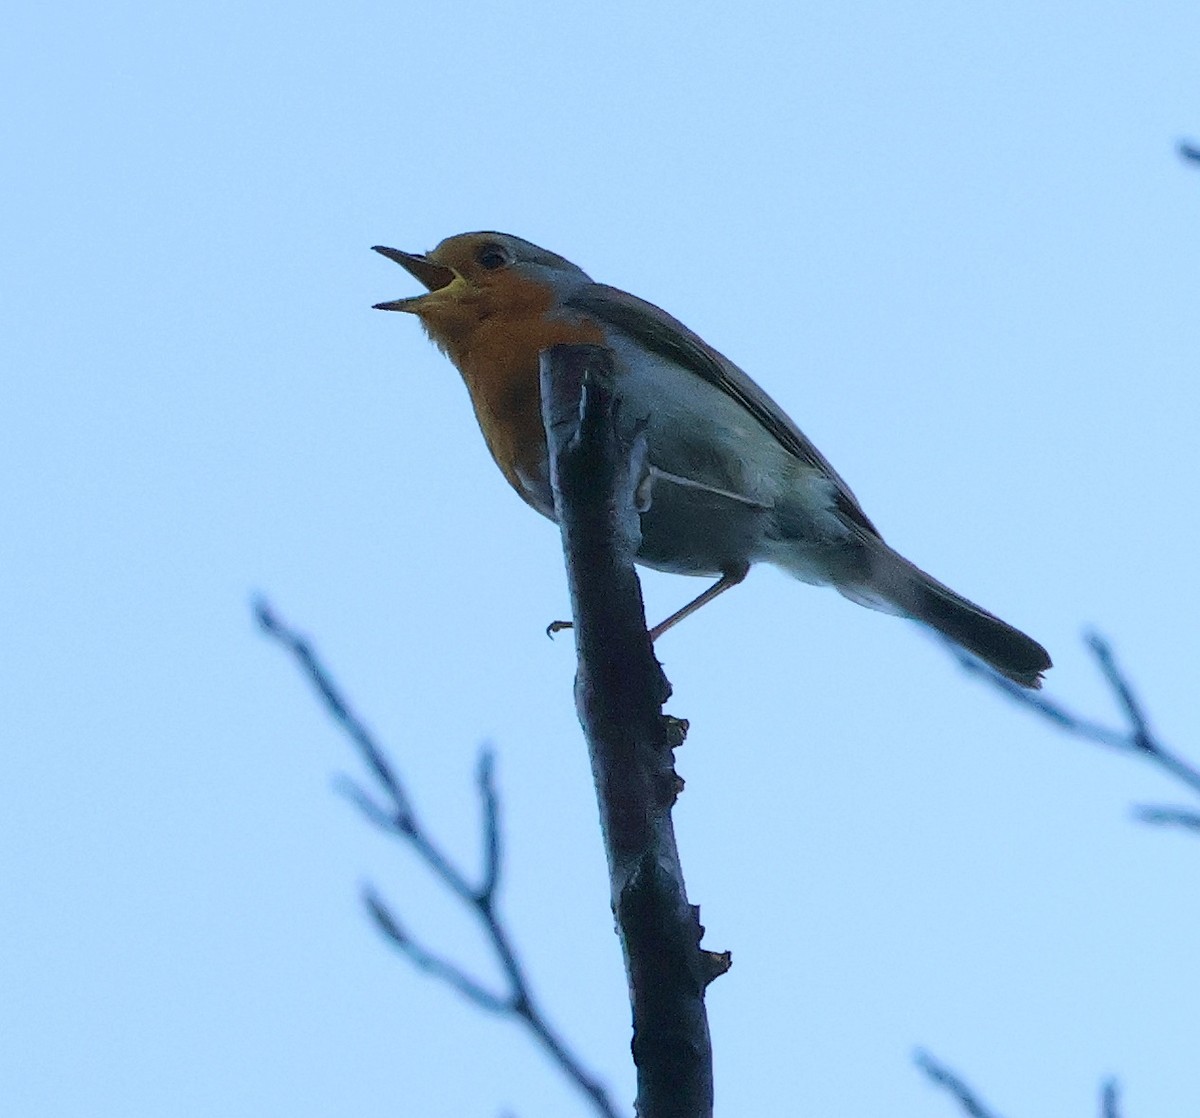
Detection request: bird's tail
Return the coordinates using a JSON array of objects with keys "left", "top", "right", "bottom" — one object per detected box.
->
[{"left": 841, "top": 540, "right": 1051, "bottom": 688}]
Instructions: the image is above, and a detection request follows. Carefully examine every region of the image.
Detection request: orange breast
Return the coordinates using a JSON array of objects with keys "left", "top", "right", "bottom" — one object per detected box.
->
[{"left": 423, "top": 278, "right": 606, "bottom": 505}]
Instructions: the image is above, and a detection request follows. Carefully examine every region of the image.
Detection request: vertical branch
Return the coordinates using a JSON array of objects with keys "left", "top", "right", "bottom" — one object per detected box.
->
[
  {"left": 1101, "top": 1078, "right": 1121, "bottom": 1118},
  {"left": 540, "top": 344, "right": 724, "bottom": 1118}
]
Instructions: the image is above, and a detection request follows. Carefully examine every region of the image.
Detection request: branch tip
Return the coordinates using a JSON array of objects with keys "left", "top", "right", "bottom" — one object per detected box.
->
[
  {"left": 363, "top": 886, "right": 409, "bottom": 945},
  {"left": 252, "top": 595, "right": 277, "bottom": 632},
  {"left": 1133, "top": 805, "right": 1200, "bottom": 832},
  {"left": 476, "top": 746, "right": 503, "bottom": 902},
  {"left": 915, "top": 1049, "right": 1004, "bottom": 1118},
  {"left": 1101, "top": 1077, "right": 1121, "bottom": 1118}
]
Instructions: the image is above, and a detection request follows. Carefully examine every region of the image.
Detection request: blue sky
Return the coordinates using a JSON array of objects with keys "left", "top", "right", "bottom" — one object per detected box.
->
[{"left": 4, "top": 2, "right": 1200, "bottom": 1115}]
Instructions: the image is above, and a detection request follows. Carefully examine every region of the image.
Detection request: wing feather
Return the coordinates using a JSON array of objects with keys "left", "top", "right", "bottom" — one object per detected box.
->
[{"left": 566, "top": 284, "right": 880, "bottom": 538}]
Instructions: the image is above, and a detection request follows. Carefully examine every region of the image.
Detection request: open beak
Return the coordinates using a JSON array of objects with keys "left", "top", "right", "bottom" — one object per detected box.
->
[{"left": 371, "top": 245, "right": 457, "bottom": 311}]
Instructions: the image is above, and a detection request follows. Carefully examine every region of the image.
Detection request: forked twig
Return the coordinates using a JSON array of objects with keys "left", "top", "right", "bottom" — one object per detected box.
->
[
  {"left": 953, "top": 632, "right": 1199, "bottom": 830},
  {"left": 256, "top": 598, "right": 621, "bottom": 1118},
  {"left": 917, "top": 1052, "right": 1123, "bottom": 1118}
]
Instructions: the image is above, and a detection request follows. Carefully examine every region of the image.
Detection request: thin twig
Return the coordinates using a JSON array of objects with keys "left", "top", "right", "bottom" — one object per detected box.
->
[
  {"left": 333, "top": 775, "right": 398, "bottom": 832},
  {"left": 255, "top": 600, "right": 412, "bottom": 819},
  {"left": 953, "top": 632, "right": 1200, "bottom": 824},
  {"left": 364, "top": 887, "right": 510, "bottom": 1013},
  {"left": 1087, "top": 634, "right": 1153, "bottom": 751},
  {"left": 257, "top": 598, "right": 622, "bottom": 1118},
  {"left": 477, "top": 749, "right": 502, "bottom": 903},
  {"left": 1133, "top": 806, "right": 1200, "bottom": 832},
  {"left": 1101, "top": 1077, "right": 1121, "bottom": 1118},
  {"left": 915, "top": 1050, "right": 1005, "bottom": 1118}
]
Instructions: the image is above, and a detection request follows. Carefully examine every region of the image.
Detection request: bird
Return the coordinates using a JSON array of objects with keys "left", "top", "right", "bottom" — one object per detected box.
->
[{"left": 373, "top": 231, "right": 1051, "bottom": 688}]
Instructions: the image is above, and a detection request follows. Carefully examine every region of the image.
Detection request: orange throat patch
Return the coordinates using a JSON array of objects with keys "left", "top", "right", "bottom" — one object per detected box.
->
[{"left": 418, "top": 285, "right": 605, "bottom": 506}]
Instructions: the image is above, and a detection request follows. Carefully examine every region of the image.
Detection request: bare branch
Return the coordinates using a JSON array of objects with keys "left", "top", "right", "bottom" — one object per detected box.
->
[
  {"left": 915, "top": 1050, "right": 1006, "bottom": 1118},
  {"left": 953, "top": 632, "right": 1200, "bottom": 825},
  {"left": 258, "top": 599, "right": 623, "bottom": 1118},
  {"left": 1180, "top": 140, "right": 1200, "bottom": 164},
  {"left": 541, "top": 344, "right": 718, "bottom": 1118}
]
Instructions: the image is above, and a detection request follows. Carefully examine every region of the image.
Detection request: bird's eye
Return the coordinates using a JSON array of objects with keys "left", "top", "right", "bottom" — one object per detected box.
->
[{"left": 475, "top": 244, "right": 509, "bottom": 270}]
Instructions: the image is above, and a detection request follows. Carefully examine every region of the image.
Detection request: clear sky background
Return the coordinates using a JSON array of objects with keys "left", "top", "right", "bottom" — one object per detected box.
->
[{"left": 4, "top": 3, "right": 1199, "bottom": 1116}]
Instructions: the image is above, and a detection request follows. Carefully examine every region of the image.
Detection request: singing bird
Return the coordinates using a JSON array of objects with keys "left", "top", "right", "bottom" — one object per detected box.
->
[{"left": 374, "top": 232, "right": 1051, "bottom": 688}]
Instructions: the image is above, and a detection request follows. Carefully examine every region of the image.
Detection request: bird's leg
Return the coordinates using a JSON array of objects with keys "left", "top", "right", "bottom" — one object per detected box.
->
[
  {"left": 648, "top": 563, "right": 748, "bottom": 640},
  {"left": 546, "top": 564, "right": 749, "bottom": 641}
]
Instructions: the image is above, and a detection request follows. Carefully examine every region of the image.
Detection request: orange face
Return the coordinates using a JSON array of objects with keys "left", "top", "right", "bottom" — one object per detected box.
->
[
  {"left": 374, "top": 233, "right": 589, "bottom": 355},
  {"left": 373, "top": 233, "right": 604, "bottom": 505}
]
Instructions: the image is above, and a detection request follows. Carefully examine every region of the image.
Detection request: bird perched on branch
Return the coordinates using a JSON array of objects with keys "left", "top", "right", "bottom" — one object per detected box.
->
[{"left": 374, "top": 232, "right": 1051, "bottom": 688}]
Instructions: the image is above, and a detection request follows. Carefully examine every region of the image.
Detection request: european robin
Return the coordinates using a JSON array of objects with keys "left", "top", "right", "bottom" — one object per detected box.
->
[{"left": 373, "top": 232, "right": 1051, "bottom": 688}]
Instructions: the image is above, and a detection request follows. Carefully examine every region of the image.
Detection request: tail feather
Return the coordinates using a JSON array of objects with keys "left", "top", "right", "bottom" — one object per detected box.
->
[{"left": 845, "top": 541, "right": 1052, "bottom": 688}]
